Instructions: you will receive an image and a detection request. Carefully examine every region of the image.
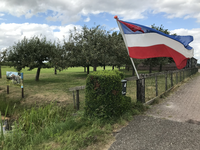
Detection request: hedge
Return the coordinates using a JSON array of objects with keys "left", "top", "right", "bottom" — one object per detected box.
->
[{"left": 84, "top": 70, "right": 131, "bottom": 119}]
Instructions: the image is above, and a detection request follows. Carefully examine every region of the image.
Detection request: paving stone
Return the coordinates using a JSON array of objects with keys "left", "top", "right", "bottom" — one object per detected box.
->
[{"left": 109, "top": 71, "right": 200, "bottom": 150}]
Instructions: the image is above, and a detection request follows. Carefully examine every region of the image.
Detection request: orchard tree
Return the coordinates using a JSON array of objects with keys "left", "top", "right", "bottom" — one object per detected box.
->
[
  {"left": 65, "top": 25, "right": 111, "bottom": 74},
  {"left": 0, "top": 49, "right": 7, "bottom": 78},
  {"left": 143, "top": 58, "right": 160, "bottom": 73},
  {"left": 7, "top": 35, "right": 55, "bottom": 81},
  {"left": 81, "top": 25, "right": 110, "bottom": 72},
  {"left": 49, "top": 40, "right": 68, "bottom": 75},
  {"left": 63, "top": 27, "right": 87, "bottom": 72},
  {"left": 111, "top": 32, "right": 143, "bottom": 75}
]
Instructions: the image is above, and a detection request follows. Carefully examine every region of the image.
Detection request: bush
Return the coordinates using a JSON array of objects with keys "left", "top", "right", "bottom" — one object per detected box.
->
[{"left": 84, "top": 70, "right": 131, "bottom": 119}]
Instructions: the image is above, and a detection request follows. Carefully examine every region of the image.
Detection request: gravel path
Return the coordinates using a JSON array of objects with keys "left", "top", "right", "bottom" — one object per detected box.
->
[{"left": 109, "top": 72, "right": 200, "bottom": 150}]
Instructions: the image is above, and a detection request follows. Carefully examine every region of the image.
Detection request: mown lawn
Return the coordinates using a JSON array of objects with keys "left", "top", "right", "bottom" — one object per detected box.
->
[{"left": 0, "top": 66, "right": 153, "bottom": 107}]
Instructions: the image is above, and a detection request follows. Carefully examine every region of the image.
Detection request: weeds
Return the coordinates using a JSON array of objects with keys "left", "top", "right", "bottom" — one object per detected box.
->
[
  {"left": 0, "top": 93, "right": 21, "bottom": 116},
  {"left": 0, "top": 100, "right": 147, "bottom": 150}
]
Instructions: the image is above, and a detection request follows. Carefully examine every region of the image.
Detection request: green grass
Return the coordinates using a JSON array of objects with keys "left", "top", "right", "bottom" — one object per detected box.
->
[
  {"left": 0, "top": 66, "right": 152, "bottom": 107},
  {"left": 0, "top": 66, "right": 197, "bottom": 150},
  {"left": 0, "top": 99, "right": 147, "bottom": 150},
  {"left": 0, "top": 66, "right": 149, "bottom": 150}
]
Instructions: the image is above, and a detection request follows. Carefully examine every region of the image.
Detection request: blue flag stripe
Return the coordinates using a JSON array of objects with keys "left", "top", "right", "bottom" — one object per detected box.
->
[{"left": 119, "top": 20, "right": 193, "bottom": 50}]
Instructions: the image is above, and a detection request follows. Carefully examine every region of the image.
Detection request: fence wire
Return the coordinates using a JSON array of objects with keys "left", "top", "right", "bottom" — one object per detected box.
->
[
  {"left": 142, "top": 68, "right": 198, "bottom": 103},
  {"left": 69, "top": 68, "right": 198, "bottom": 110},
  {"left": 126, "top": 80, "right": 137, "bottom": 102},
  {"left": 145, "top": 76, "right": 156, "bottom": 101}
]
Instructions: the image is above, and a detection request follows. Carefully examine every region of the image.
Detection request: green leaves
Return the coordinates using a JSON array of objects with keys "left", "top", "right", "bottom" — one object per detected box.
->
[
  {"left": 85, "top": 70, "right": 131, "bottom": 119},
  {"left": 7, "top": 35, "right": 67, "bottom": 80}
]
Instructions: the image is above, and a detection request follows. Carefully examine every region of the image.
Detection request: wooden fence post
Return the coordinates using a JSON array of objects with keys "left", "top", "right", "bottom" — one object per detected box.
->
[
  {"left": 142, "top": 78, "right": 145, "bottom": 103},
  {"left": 7, "top": 85, "right": 9, "bottom": 94},
  {"left": 176, "top": 72, "right": 178, "bottom": 84},
  {"left": 155, "top": 74, "right": 158, "bottom": 96},
  {"left": 73, "top": 91, "right": 76, "bottom": 109},
  {"left": 165, "top": 72, "right": 167, "bottom": 91},
  {"left": 137, "top": 78, "right": 145, "bottom": 103},
  {"left": 76, "top": 90, "right": 79, "bottom": 111},
  {"left": 22, "top": 88, "right": 24, "bottom": 98},
  {"left": 180, "top": 71, "right": 181, "bottom": 82}
]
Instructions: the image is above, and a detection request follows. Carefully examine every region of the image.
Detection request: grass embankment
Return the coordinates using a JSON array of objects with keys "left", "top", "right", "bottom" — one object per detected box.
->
[{"left": 0, "top": 66, "right": 148, "bottom": 150}]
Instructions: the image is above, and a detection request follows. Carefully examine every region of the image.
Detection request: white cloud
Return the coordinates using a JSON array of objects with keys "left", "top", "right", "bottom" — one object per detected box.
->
[
  {"left": 84, "top": 17, "right": 90, "bottom": 22},
  {"left": 0, "top": 23, "right": 82, "bottom": 52},
  {"left": 171, "top": 28, "right": 200, "bottom": 62},
  {"left": 1, "top": 0, "right": 200, "bottom": 24},
  {"left": 0, "top": 13, "right": 4, "bottom": 17}
]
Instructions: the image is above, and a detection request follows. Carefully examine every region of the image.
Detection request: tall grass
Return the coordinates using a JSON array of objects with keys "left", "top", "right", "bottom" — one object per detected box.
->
[
  {"left": 0, "top": 93, "right": 21, "bottom": 116},
  {"left": 0, "top": 101, "right": 147, "bottom": 150}
]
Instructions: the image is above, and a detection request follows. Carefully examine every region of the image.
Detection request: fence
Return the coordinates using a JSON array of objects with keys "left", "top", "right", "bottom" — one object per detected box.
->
[
  {"left": 69, "top": 68, "right": 198, "bottom": 110},
  {"left": 133, "top": 68, "right": 198, "bottom": 104}
]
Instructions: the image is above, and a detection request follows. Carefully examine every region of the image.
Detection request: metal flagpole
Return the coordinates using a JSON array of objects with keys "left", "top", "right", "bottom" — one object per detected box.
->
[{"left": 114, "top": 16, "right": 140, "bottom": 79}]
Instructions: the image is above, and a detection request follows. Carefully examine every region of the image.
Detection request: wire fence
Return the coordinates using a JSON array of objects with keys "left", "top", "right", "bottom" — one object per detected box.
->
[
  {"left": 69, "top": 68, "right": 199, "bottom": 111},
  {"left": 133, "top": 68, "right": 198, "bottom": 104}
]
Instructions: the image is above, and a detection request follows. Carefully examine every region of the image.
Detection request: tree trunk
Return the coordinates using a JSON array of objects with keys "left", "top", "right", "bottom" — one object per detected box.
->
[
  {"left": 54, "top": 66, "right": 57, "bottom": 75},
  {"left": 112, "top": 65, "right": 114, "bottom": 70},
  {"left": 149, "top": 64, "right": 152, "bottom": 73},
  {"left": 159, "top": 64, "right": 162, "bottom": 72},
  {"left": 118, "top": 66, "right": 120, "bottom": 71},
  {"left": 132, "top": 66, "right": 135, "bottom": 76},
  {"left": 87, "top": 66, "right": 90, "bottom": 74},
  {"left": 35, "top": 67, "right": 41, "bottom": 81},
  {"left": 93, "top": 64, "right": 97, "bottom": 71},
  {"left": 128, "top": 66, "right": 129, "bottom": 71},
  {"left": 84, "top": 67, "right": 86, "bottom": 72},
  {"left": 0, "top": 65, "right": 1, "bottom": 78},
  {"left": 103, "top": 65, "right": 105, "bottom": 70}
]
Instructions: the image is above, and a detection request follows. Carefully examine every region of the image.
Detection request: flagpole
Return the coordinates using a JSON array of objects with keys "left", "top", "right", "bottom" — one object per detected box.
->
[{"left": 114, "top": 16, "right": 140, "bottom": 79}]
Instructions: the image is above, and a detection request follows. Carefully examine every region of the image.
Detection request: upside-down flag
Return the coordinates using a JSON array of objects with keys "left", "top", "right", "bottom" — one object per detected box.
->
[{"left": 114, "top": 16, "right": 194, "bottom": 69}]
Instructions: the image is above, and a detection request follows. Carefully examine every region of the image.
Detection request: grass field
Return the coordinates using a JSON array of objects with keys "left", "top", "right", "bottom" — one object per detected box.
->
[
  {"left": 0, "top": 66, "right": 149, "bottom": 150},
  {"left": 0, "top": 66, "right": 198, "bottom": 150},
  {"left": 0, "top": 66, "right": 153, "bottom": 108}
]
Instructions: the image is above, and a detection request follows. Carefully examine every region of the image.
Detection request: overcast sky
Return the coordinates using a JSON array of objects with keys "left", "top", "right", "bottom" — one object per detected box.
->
[{"left": 0, "top": 0, "right": 200, "bottom": 62}]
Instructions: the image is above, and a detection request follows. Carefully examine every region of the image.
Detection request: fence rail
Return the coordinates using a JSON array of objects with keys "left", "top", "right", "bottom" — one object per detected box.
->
[
  {"left": 136, "top": 68, "right": 198, "bottom": 104},
  {"left": 69, "top": 68, "right": 198, "bottom": 110}
]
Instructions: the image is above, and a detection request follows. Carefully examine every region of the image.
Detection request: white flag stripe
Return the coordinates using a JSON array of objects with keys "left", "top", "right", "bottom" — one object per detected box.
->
[{"left": 124, "top": 33, "right": 194, "bottom": 58}]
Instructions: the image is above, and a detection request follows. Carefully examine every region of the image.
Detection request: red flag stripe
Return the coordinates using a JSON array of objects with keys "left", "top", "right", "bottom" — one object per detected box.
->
[{"left": 119, "top": 20, "right": 144, "bottom": 33}]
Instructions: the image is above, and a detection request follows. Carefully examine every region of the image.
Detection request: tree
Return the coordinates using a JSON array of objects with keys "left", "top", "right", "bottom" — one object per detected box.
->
[
  {"left": 49, "top": 40, "right": 68, "bottom": 75},
  {"left": 63, "top": 27, "right": 87, "bottom": 72},
  {"left": 0, "top": 49, "right": 7, "bottom": 78},
  {"left": 7, "top": 35, "right": 54, "bottom": 81},
  {"left": 110, "top": 32, "right": 143, "bottom": 76},
  {"left": 143, "top": 58, "right": 160, "bottom": 73},
  {"left": 65, "top": 25, "right": 111, "bottom": 74}
]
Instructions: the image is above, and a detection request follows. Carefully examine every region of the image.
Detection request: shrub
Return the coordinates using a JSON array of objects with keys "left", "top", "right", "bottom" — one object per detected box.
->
[{"left": 84, "top": 70, "right": 131, "bottom": 119}]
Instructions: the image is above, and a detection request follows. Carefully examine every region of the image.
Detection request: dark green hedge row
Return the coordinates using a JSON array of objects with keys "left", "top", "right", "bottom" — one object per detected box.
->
[{"left": 84, "top": 70, "right": 131, "bottom": 119}]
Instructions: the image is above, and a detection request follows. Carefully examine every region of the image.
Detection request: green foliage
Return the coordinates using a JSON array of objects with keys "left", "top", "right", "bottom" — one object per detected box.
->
[
  {"left": 85, "top": 70, "right": 131, "bottom": 119},
  {"left": 49, "top": 39, "right": 68, "bottom": 74},
  {"left": 7, "top": 36, "right": 52, "bottom": 71},
  {"left": 17, "top": 103, "right": 67, "bottom": 133},
  {"left": 0, "top": 93, "right": 21, "bottom": 116},
  {"left": 64, "top": 26, "right": 134, "bottom": 74},
  {"left": 6, "top": 35, "right": 67, "bottom": 80}
]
